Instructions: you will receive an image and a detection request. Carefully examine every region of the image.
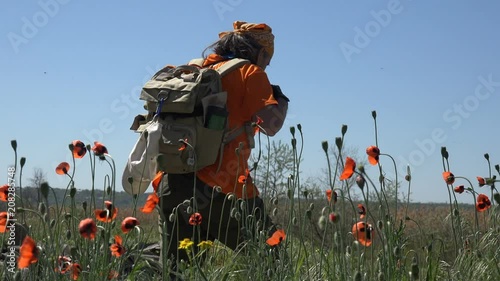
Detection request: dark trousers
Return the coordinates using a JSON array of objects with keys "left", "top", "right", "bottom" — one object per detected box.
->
[{"left": 159, "top": 173, "right": 276, "bottom": 268}]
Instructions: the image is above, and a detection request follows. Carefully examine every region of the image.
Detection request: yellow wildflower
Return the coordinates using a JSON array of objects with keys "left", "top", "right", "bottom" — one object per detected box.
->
[
  {"left": 197, "top": 240, "right": 214, "bottom": 251},
  {"left": 178, "top": 238, "right": 194, "bottom": 250}
]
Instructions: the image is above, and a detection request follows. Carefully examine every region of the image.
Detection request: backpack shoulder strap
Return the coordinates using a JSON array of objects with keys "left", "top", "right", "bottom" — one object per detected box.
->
[
  {"left": 216, "top": 58, "right": 251, "bottom": 77},
  {"left": 188, "top": 58, "right": 250, "bottom": 76},
  {"left": 188, "top": 58, "right": 205, "bottom": 67}
]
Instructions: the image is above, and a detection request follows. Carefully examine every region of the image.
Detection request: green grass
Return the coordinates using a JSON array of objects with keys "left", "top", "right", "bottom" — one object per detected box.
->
[{"left": 1, "top": 111, "right": 500, "bottom": 280}]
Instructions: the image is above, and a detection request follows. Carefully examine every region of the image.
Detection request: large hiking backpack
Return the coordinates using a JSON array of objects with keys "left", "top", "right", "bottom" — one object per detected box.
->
[{"left": 134, "top": 58, "right": 251, "bottom": 175}]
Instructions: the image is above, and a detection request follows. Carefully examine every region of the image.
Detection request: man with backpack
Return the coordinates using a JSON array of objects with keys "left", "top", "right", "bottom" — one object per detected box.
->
[{"left": 124, "top": 20, "right": 289, "bottom": 278}]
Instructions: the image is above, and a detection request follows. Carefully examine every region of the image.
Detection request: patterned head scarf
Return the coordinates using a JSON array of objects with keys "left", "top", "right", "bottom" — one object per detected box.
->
[{"left": 219, "top": 21, "right": 275, "bottom": 58}]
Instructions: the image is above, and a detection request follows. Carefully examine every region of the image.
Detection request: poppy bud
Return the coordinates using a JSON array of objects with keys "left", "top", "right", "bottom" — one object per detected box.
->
[
  {"left": 493, "top": 193, "right": 500, "bottom": 205},
  {"left": 66, "top": 230, "right": 71, "bottom": 240},
  {"left": 484, "top": 153, "right": 490, "bottom": 160},
  {"left": 322, "top": 207, "right": 328, "bottom": 216},
  {"left": 240, "top": 201, "right": 246, "bottom": 210},
  {"left": 50, "top": 219, "right": 56, "bottom": 228},
  {"left": 308, "top": 203, "right": 315, "bottom": 211},
  {"left": 405, "top": 175, "right": 411, "bottom": 182},
  {"left": 453, "top": 208, "right": 460, "bottom": 217},
  {"left": 441, "top": 146, "right": 449, "bottom": 159},
  {"left": 11, "top": 140, "right": 17, "bottom": 152},
  {"left": 20, "top": 157, "right": 26, "bottom": 168},
  {"left": 379, "top": 175, "right": 385, "bottom": 183},
  {"left": 341, "top": 124, "right": 348, "bottom": 136},
  {"left": 234, "top": 212, "right": 241, "bottom": 221},
  {"left": 82, "top": 201, "right": 87, "bottom": 212},
  {"left": 290, "top": 126, "right": 295, "bottom": 137},
  {"left": 297, "top": 124, "right": 302, "bottom": 133},
  {"left": 356, "top": 175, "right": 365, "bottom": 189},
  {"left": 272, "top": 208, "right": 278, "bottom": 216},
  {"left": 106, "top": 186, "right": 111, "bottom": 195},
  {"left": 410, "top": 258, "right": 419, "bottom": 280},
  {"left": 321, "top": 141, "right": 329, "bottom": 153},
  {"left": 287, "top": 189, "right": 293, "bottom": 199},
  {"left": 214, "top": 186, "right": 222, "bottom": 193},
  {"left": 40, "top": 182, "right": 50, "bottom": 200},
  {"left": 378, "top": 272, "right": 385, "bottom": 281},
  {"left": 358, "top": 165, "right": 365, "bottom": 174},
  {"left": 70, "top": 187, "right": 76, "bottom": 198},
  {"left": 303, "top": 190, "right": 309, "bottom": 198},
  {"left": 495, "top": 164, "right": 500, "bottom": 174},
  {"left": 292, "top": 217, "right": 298, "bottom": 225},
  {"left": 346, "top": 245, "right": 352, "bottom": 256},
  {"left": 371, "top": 110, "right": 377, "bottom": 119},
  {"left": 169, "top": 213, "right": 175, "bottom": 222},
  {"left": 186, "top": 206, "right": 193, "bottom": 215},
  {"left": 305, "top": 209, "right": 312, "bottom": 220},
  {"left": 272, "top": 197, "right": 279, "bottom": 205},
  {"left": 393, "top": 246, "right": 401, "bottom": 258},
  {"left": 318, "top": 215, "right": 326, "bottom": 230},
  {"left": 335, "top": 137, "right": 343, "bottom": 151},
  {"left": 64, "top": 213, "right": 71, "bottom": 220},
  {"left": 377, "top": 220, "right": 384, "bottom": 230},
  {"left": 38, "top": 202, "right": 46, "bottom": 215},
  {"left": 291, "top": 138, "right": 297, "bottom": 148}
]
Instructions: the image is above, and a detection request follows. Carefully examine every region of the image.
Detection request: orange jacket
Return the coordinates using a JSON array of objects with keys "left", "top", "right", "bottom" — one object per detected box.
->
[{"left": 196, "top": 54, "right": 278, "bottom": 198}]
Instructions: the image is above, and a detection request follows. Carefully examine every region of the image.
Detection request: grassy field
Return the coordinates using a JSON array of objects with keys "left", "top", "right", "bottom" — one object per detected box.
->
[{"left": 1, "top": 112, "right": 499, "bottom": 280}]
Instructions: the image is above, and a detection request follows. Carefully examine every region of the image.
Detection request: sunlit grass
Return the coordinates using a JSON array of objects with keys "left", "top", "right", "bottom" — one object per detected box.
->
[{"left": 1, "top": 111, "right": 499, "bottom": 280}]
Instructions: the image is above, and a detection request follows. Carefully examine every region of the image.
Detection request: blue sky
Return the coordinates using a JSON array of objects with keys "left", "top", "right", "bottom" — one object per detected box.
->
[{"left": 1, "top": 0, "right": 499, "bottom": 203}]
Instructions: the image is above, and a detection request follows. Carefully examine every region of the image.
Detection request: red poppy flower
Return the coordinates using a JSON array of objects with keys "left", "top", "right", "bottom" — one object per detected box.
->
[
  {"left": 71, "top": 263, "right": 81, "bottom": 280},
  {"left": 78, "top": 218, "right": 97, "bottom": 240},
  {"left": 454, "top": 185, "right": 465, "bottom": 194},
  {"left": 357, "top": 204, "right": 366, "bottom": 219},
  {"left": 152, "top": 171, "right": 165, "bottom": 193},
  {"left": 94, "top": 201, "right": 118, "bottom": 222},
  {"left": 18, "top": 236, "right": 38, "bottom": 268},
  {"left": 442, "top": 171, "right": 455, "bottom": 185},
  {"left": 56, "top": 255, "right": 72, "bottom": 274},
  {"left": 70, "top": 140, "right": 87, "bottom": 159},
  {"left": 140, "top": 193, "right": 159, "bottom": 214},
  {"left": 92, "top": 141, "right": 108, "bottom": 156},
  {"left": 56, "top": 162, "right": 70, "bottom": 175},
  {"left": 340, "top": 157, "right": 356, "bottom": 180},
  {"left": 326, "top": 189, "right": 337, "bottom": 203},
  {"left": 266, "top": 229, "right": 286, "bottom": 246},
  {"left": 0, "top": 184, "right": 8, "bottom": 202},
  {"left": 189, "top": 212, "right": 202, "bottom": 226},
  {"left": 477, "top": 177, "right": 486, "bottom": 187},
  {"left": 366, "top": 146, "right": 380, "bottom": 165},
  {"left": 110, "top": 235, "right": 126, "bottom": 257},
  {"left": 121, "top": 217, "right": 140, "bottom": 233},
  {"left": 329, "top": 212, "right": 339, "bottom": 223},
  {"left": 352, "top": 221, "right": 374, "bottom": 247},
  {"left": 476, "top": 194, "right": 491, "bottom": 212},
  {"left": 0, "top": 212, "right": 8, "bottom": 233}
]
